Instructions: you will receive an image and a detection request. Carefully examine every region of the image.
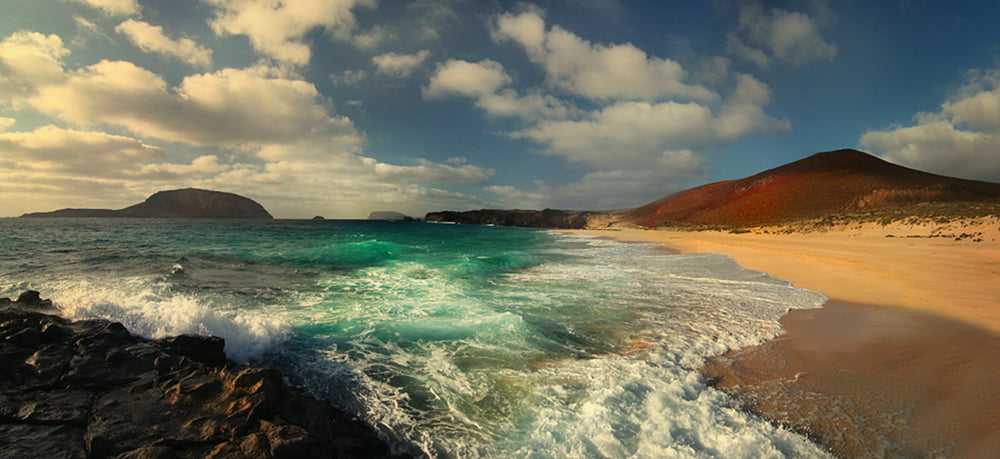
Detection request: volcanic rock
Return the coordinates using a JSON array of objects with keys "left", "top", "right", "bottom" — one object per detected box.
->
[
  {"left": 21, "top": 188, "right": 273, "bottom": 219},
  {"left": 0, "top": 291, "right": 404, "bottom": 458}
]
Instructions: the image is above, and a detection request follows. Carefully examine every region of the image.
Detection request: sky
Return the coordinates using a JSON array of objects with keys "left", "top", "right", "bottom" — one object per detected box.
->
[{"left": 2, "top": 0, "right": 1000, "bottom": 218}]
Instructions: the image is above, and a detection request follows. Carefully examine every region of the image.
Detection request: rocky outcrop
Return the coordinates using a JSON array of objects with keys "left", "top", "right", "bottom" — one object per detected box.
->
[
  {"left": 21, "top": 189, "right": 273, "bottom": 219},
  {"left": 0, "top": 292, "right": 402, "bottom": 458},
  {"left": 424, "top": 209, "right": 613, "bottom": 229}
]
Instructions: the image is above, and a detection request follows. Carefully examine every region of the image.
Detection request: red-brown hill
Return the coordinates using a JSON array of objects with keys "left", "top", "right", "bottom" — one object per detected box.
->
[{"left": 625, "top": 149, "right": 1000, "bottom": 228}]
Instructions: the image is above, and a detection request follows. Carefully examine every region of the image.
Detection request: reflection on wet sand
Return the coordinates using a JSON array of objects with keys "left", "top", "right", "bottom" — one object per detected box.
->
[{"left": 702, "top": 301, "right": 1000, "bottom": 457}]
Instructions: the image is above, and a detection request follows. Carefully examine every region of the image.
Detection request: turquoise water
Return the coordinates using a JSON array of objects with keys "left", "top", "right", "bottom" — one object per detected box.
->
[{"left": 0, "top": 219, "right": 830, "bottom": 458}]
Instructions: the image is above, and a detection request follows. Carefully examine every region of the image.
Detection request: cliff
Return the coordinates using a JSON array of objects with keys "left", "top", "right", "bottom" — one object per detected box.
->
[{"left": 22, "top": 189, "right": 273, "bottom": 219}]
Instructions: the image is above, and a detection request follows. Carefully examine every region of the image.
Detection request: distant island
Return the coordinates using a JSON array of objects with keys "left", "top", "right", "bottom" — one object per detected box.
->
[
  {"left": 368, "top": 211, "right": 415, "bottom": 221},
  {"left": 21, "top": 188, "right": 273, "bottom": 219},
  {"left": 426, "top": 149, "right": 1000, "bottom": 229}
]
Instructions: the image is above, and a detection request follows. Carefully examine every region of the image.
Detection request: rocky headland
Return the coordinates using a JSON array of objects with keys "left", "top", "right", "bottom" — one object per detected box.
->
[
  {"left": 0, "top": 291, "right": 403, "bottom": 458},
  {"left": 424, "top": 208, "right": 607, "bottom": 228},
  {"left": 21, "top": 189, "right": 273, "bottom": 219},
  {"left": 367, "top": 211, "right": 415, "bottom": 221},
  {"left": 424, "top": 149, "right": 1000, "bottom": 230}
]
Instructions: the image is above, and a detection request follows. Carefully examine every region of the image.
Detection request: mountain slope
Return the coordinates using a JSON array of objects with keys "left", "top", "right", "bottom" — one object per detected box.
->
[
  {"left": 21, "top": 188, "right": 273, "bottom": 219},
  {"left": 625, "top": 149, "right": 1000, "bottom": 227}
]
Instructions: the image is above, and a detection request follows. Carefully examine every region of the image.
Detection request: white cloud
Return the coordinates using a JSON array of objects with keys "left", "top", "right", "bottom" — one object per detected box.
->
[
  {"left": 372, "top": 50, "right": 431, "bottom": 78},
  {"left": 115, "top": 20, "right": 214, "bottom": 69},
  {"left": 204, "top": 0, "right": 375, "bottom": 66},
  {"left": 492, "top": 9, "right": 716, "bottom": 102},
  {"left": 0, "top": 27, "right": 499, "bottom": 219},
  {"left": 421, "top": 8, "right": 790, "bottom": 211},
  {"left": 860, "top": 69, "right": 1000, "bottom": 181},
  {"left": 727, "top": 3, "right": 837, "bottom": 68},
  {"left": 424, "top": 59, "right": 511, "bottom": 99},
  {"left": 132, "top": 155, "right": 227, "bottom": 180},
  {"left": 516, "top": 74, "right": 788, "bottom": 169},
  {"left": 424, "top": 59, "right": 574, "bottom": 121},
  {"left": 0, "top": 117, "right": 15, "bottom": 131},
  {"left": 68, "top": 0, "right": 140, "bottom": 17},
  {"left": 0, "top": 125, "right": 165, "bottom": 177},
  {"left": 0, "top": 32, "right": 70, "bottom": 106},
  {"left": 861, "top": 117, "right": 1000, "bottom": 181},
  {"left": 30, "top": 62, "right": 362, "bottom": 149}
]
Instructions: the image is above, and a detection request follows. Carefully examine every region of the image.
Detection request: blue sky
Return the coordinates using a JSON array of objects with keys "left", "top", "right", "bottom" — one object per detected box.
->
[{"left": 2, "top": 0, "right": 1000, "bottom": 218}]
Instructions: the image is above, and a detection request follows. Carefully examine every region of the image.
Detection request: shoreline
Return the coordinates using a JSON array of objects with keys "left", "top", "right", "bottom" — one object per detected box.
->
[
  {"left": 564, "top": 220, "right": 1000, "bottom": 455},
  {"left": 565, "top": 220, "right": 1000, "bottom": 332}
]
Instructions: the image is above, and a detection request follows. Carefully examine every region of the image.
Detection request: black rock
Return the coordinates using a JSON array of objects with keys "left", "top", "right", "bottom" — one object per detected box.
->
[
  {"left": 0, "top": 291, "right": 410, "bottom": 458},
  {"left": 157, "top": 334, "right": 227, "bottom": 367},
  {"left": 15, "top": 290, "right": 52, "bottom": 308}
]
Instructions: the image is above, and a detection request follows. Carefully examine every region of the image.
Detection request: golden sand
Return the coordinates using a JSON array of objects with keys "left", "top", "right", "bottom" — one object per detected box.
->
[
  {"left": 566, "top": 217, "right": 1000, "bottom": 332},
  {"left": 565, "top": 217, "right": 1000, "bottom": 455}
]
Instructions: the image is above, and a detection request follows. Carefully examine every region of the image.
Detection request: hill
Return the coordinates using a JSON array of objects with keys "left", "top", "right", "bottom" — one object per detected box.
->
[
  {"left": 21, "top": 188, "right": 273, "bottom": 219},
  {"left": 624, "top": 149, "right": 1000, "bottom": 228},
  {"left": 425, "top": 149, "right": 1000, "bottom": 229}
]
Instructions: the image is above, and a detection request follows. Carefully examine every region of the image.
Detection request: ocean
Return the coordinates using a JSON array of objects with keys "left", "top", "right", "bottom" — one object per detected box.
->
[{"left": 0, "top": 218, "right": 830, "bottom": 458}]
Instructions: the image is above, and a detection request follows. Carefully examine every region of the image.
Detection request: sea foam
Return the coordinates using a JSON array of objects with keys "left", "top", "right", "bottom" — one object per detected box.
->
[{"left": 32, "top": 276, "right": 289, "bottom": 362}]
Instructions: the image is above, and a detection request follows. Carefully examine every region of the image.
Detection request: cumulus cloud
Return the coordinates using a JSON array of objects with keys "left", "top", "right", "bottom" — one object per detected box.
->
[
  {"left": 0, "top": 31, "right": 70, "bottom": 106},
  {"left": 0, "top": 29, "right": 495, "bottom": 218},
  {"left": 372, "top": 50, "right": 431, "bottom": 78},
  {"left": 30, "top": 62, "right": 363, "bottom": 149},
  {"left": 492, "top": 9, "right": 716, "bottom": 102},
  {"left": 68, "top": 0, "right": 140, "bottom": 17},
  {"left": 421, "top": 7, "right": 791, "bottom": 210},
  {"left": 424, "top": 59, "right": 574, "bottom": 121},
  {"left": 424, "top": 59, "right": 511, "bottom": 99},
  {"left": 204, "top": 0, "right": 375, "bottom": 65},
  {"left": 115, "top": 19, "right": 214, "bottom": 69},
  {"left": 132, "top": 155, "right": 227, "bottom": 180},
  {"left": 0, "top": 125, "right": 165, "bottom": 177},
  {"left": 861, "top": 70, "right": 1000, "bottom": 181},
  {"left": 726, "top": 3, "right": 837, "bottom": 68},
  {"left": 514, "top": 77, "right": 790, "bottom": 171}
]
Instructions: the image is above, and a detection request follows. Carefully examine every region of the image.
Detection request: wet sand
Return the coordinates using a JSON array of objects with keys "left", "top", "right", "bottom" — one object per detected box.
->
[
  {"left": 566, "top": 221, "right": 1000, "bottom": 455},
  {"left": 702, "top": 301, "right": 1000, "bottom": 457}
]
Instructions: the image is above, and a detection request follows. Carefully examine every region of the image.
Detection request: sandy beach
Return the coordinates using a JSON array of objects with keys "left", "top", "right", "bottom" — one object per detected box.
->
[
  {"left": 567, "top": 218, "right": 1000, "bottom": 456},
  {"left": 570, "top": 219, "right": 1000, "bottom": 332}
]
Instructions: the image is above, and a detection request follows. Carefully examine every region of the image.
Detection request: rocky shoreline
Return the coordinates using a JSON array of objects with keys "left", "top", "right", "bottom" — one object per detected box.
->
[{"left": 0, "top": 291, "right": 405, "bottom": 458}]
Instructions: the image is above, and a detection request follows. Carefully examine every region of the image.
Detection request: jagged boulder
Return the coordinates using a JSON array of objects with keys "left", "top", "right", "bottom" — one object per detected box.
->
[{"left": 0, "top": 292, "right": 405, "bottom": 458}]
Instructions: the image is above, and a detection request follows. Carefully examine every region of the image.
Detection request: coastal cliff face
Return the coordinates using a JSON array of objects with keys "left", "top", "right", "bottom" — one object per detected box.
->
[
  {"left": 21, "top": 188, "right": 273, "bottom": 219},
  {"left": 0, "top": 292, "right": 402, "bottom": 458}
]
